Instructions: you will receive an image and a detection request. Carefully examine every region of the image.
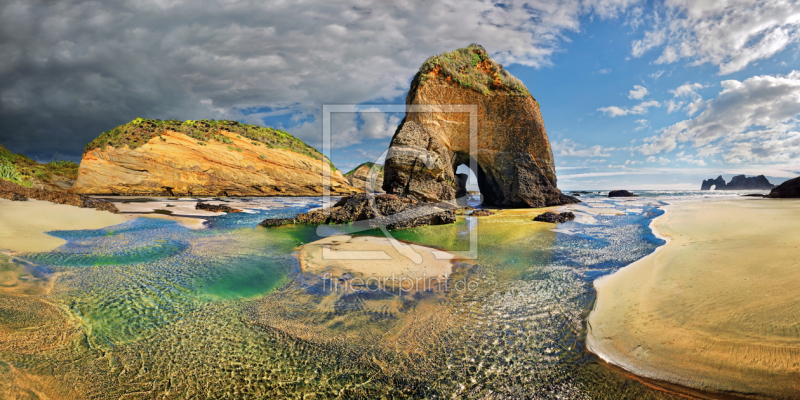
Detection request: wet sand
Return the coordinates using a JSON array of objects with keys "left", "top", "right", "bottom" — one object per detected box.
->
[{"left": 587, "top": 198, "right": 800, "bottom": 398}]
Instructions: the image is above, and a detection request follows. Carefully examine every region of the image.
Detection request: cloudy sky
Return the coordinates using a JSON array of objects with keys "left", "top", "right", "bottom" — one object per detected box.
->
[{"left": 2, "top": 0, "right": 800, "bottom": 189}]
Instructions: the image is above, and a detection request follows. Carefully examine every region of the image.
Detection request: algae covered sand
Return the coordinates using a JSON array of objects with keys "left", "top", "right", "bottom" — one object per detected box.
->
[{"left": 587, "top": 198, "right": 800, "bottom": 397}]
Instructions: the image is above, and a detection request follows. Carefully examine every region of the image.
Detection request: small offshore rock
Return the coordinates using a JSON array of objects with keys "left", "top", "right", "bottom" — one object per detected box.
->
[
  {"left": 608, "top": 190, "right": 637, "bottom": 197},
  {"left": 196, "top": 202, "right": 242, "bottom": 213},
  {"left": 470, "top": 209, "right": 495, "bottom": 217},
  {"left": 259, "top": 218, "right": 295, "bottom": 227},
  {"left": 533, "top": 211, "right": 575, "bottom": 223}
]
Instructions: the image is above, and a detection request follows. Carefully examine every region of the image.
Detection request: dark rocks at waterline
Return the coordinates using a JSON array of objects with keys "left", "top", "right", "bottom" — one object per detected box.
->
[
  {"left": 533, "top": 211, "right": 575, "bottom": 223},
  {"left": 469, "top": 209, "right": 495, "bottom": 217},
  {"left": 768, "top": 177, "right": 800, "bottom": 198},
  {"left": 196, "top": 202, "right": 242, "bottom": 213},
  {"left": 259, "top": 217, "right": 296, "bottom": 227},
  {"left": 0, "top": 178, "right": 119, "bottom": 213},
  {"left": 608, "top": 190, "right": 637, "bottom": 198},
  {"left": 742, "top": 194, "right": 767, "bottom": 198},
  {"left": 259, "top": 193, "right": 456, "bottom": 230},
  {"left": 701, "top": 174, "right": 774, "bottom": 190}
]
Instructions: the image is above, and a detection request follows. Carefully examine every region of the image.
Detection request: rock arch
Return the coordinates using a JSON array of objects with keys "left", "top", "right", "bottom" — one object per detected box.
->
[{"left": 382, "top": 44, "right": 577, "bottom": 208}]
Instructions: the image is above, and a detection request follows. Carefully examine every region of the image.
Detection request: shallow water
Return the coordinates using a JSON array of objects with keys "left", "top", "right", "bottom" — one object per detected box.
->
[{"left": 0, "top": 191, "right": 768, "bottom": 398}]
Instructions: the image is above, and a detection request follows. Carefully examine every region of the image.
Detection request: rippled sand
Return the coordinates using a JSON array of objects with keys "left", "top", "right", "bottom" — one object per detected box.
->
[
  {"left": 299, "top": 235, "right": 455, "bottom": 292},
  {"left": 587, "top": 198, "right": 800, "bottom": 397},
  {"left": 0, "top": 199, "right": 129, "bottom": 252}
]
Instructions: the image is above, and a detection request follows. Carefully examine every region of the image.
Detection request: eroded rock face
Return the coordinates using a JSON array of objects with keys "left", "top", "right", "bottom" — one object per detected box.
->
[
  {"left": 382, "top": 44, "right": 578, "bottom": 208},
  {"left": 71, "top": 130, "right": 357, "bottom": 196}
]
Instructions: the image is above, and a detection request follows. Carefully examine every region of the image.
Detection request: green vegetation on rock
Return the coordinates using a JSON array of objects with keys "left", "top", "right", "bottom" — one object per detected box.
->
[
  {"left": 343, "top": 162, "right": 384, "bottom": 177},
  {"left": 417, "top": 44, "right": 530, "bottom": 96},
  {"left": 0, "top": 144, "right": 78, "bottom": 187},
  {"left": 84, "top": 118, "right": 337, "bottom": 171}
]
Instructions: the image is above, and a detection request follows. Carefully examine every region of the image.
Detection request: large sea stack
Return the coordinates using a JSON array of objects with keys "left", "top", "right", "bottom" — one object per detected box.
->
[
  {"left": 701, "top": 174, "right": 774, "bottom": 190},
  {"left": 70, "top": 119, "right": 357, "bottom": 196},
  {"left": 382, "top": 44, "right": 577, "bottom": 207}
]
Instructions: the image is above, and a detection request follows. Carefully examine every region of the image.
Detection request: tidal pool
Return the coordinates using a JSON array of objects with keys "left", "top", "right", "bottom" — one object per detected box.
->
[{"left": 0, "top": 194, "right": 699, "bottom": 399}]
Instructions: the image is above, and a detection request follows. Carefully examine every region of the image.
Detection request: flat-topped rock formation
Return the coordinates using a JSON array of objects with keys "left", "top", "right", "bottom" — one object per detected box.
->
[
  {"left": 382, "top": 44, "right": 577, "bottom": 208},
  {"left": 701, "top": 174, "right": 774, "bottom": 190},
  {"left": 344, "top": 162, "right": 384, "bottom": 193},
  {"left": 70, "top": 118, "right": 358, "bottom": 197}
]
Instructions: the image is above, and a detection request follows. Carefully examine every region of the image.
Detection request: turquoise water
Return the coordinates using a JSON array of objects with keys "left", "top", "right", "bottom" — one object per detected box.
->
[{"left": 1, "top": 191, "right": 752, "bottom": 398}]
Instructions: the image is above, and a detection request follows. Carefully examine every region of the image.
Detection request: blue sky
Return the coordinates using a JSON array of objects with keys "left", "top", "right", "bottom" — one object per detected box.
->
[
  {"left": 253, "top": 1, "right": 800, "bottom": 190},
  {"left": 2, "top": 0, "right": 799, "bottom": 190}
]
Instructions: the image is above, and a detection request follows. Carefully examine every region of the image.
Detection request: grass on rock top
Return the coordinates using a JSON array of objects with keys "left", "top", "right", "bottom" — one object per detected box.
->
[
  {"left": 85, "top": 118, "right": 337, "bottom": 171},
  {"left": 0, "top": 144, "right": 79, "bottom": 187},
  {"left": 417, "top": 43, "right": 531, "bottom": 97},
  {"left": 343, "top": 162, "right": 384, "bottom": 177}
]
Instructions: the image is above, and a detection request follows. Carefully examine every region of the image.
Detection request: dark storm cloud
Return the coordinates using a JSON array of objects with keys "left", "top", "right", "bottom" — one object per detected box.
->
[{"left": 0, "top": 0, "right": 635, "bottom": 160}]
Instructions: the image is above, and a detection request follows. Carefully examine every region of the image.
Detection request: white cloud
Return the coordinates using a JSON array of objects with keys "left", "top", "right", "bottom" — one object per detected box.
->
[
  {"left": 668, "top": 82, "right": 707, "bottom": 115},
  {"left": 666, "top": 99, "right": 684, "bottom": 113},
  {"left": 552, "top": 138, "right": 616, "bottom": 157},
  {"left": 597, "top": 68, "right": 612, "bottom": 74},
  {"left": 598, "top": 100, "right": 660, "bottom": 117},
  {"left": 631, "top": 1, "right": 800, "bottom": 74},
  {"left": 649, "top": 70, "right": 665, "bottom": 80},
  {"left": 675, "top": 151, "right": 706, "bottom": 166},
  {"left": 634, "top": 119, "right": 649, "bottom": 130},
  {"left": 628, "top": 84, "right": 649, "bottom": 99},
  {"left": 638, "top": 71, "right": 800, "bottom": 162},
  {"left": 0, "top": 0, "right": 641, "bottom": 158}
]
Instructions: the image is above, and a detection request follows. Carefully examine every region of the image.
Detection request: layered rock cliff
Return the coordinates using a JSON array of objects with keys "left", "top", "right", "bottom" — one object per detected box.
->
[
  {"left": 382, "top": 44, "right": 577, "bottom": 208},
  {"left": 70, "top": 119, "right": 358, "bottom": 196},
  {"left": 700, "top": 174, "right": 774, "bottom": 190},
  {"left": 344, "top": 162, "right": 384, "bottom": 193}
]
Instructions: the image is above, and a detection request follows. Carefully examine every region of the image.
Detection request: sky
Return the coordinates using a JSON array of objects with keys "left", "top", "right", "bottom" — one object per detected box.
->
[{"left": 1, "top": 0, "right": 800, "bottom": 190}]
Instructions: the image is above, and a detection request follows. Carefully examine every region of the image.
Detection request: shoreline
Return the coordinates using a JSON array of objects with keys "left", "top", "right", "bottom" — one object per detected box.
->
[{"left": 586, "top": 197, "right": 800, "bottom": 398}]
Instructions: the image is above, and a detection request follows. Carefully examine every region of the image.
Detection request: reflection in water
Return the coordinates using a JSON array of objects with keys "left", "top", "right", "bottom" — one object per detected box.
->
[{"left": 0, "top": 195, "right": 683, "bottom": 398}]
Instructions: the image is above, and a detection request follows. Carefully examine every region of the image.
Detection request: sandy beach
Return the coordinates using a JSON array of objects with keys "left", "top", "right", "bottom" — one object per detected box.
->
[
  {"left": 587, "top": 198, "right": 800, "bottom": 397},
  {"left": 0, "top": 199, "right": 208, "bottom": 253},
  {"left": 0, "top": 199, "right": 130, "bottom": 253}
]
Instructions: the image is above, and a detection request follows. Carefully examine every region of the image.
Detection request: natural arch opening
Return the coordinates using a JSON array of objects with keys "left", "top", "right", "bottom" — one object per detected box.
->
[{"left": 452, "top": 154, "right": 501, "bottom": 206}]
